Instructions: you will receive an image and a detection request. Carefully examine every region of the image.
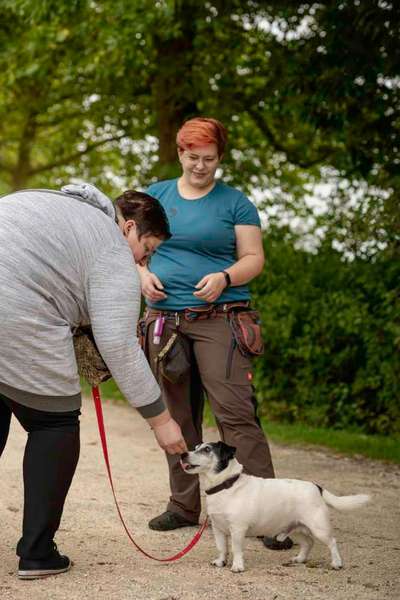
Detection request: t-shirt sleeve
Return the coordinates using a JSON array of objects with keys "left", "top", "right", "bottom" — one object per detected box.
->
[
  {"left": 146, "top": 183, "right": 156, "bottom": 195},
  {"left": 234, "top": 193, "right": 261, "bottom": 227},
  {"left": 85, "top": 244, "right": 163, "bottom": 415},
  {"left": 146, "top": 182, "right": 162, "bottom": 198}
]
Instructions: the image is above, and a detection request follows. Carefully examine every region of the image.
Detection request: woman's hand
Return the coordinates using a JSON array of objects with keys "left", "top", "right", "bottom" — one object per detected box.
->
[
  {"left": 193, "top": 272, "right": 227, "bottom": 303},
  {"left": 151, "top": 418, "right": 187, "bottom": 455},
  {"left": 140, "top": 270, "right": 167, "bottom": 303}
]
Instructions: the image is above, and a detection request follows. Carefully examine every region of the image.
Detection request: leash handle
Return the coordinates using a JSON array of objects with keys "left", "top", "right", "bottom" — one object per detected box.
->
[{"left": 92, "top": 386, "right": 208, "bottom": 562}]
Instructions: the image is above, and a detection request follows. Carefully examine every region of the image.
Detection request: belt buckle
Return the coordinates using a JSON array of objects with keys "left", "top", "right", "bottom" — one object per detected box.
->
[
  {"left": 184, "top": 310, "right": 197, "bottom": 321},
  {"left": 184, "top": 306, "right": 209, "bottom": 321}
]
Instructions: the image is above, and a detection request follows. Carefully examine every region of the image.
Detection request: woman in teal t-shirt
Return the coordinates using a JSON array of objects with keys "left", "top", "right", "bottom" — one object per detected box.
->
[{"left": 137, "top": 117, "right": 292, "bottom": 551}]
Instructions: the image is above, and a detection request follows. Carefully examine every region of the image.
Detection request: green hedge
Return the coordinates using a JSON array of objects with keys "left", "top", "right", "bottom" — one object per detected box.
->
[{"left": 251, "top": 232, "right": 400, "bottom": 435}]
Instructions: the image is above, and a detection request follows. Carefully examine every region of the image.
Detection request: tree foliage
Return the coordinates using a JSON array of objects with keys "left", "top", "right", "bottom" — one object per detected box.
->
[
  {"left": 1, "top": 1, "right": 398, "bottom": 432},
  {"left": 1, "top": 1, "right": 398, "bottom": 196},
  {"left": 252, "top": 230, "right": 400, "bottom": 435}
]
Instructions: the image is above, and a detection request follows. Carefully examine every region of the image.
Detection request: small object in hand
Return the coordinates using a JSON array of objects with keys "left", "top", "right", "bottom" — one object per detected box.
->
[{"left": 153, "top": 315, "right": 165, "bottom": 345}]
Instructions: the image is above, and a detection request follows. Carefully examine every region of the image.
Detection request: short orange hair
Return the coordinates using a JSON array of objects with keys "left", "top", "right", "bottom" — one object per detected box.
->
[{"left": 176, "top": 117, "right": 227, "bottom": 157}]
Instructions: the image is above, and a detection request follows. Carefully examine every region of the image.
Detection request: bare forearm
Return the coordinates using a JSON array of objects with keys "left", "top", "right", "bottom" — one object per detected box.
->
[
  {"left": 146, "top": 409, "right": 172, "bottom": 428},
  {"left": 137, "top": 263, "right": 167, "bottom": 302},
  {"left": 137, "top": 263, "right": 150, "bottom": 278},
  {"left": 225, "top": 254, "right": 265, "bottom": 286}
]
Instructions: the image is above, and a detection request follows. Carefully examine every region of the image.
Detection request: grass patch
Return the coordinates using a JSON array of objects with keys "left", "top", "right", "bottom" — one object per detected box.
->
[
  {"left": 260, "top": 420, "right": 400, "bottom": 464},
  {"left": 203, "top": 403, "right": 400, "bottom": 464},
  {"left": 84, "top": 380, "right": 400, "bottom": 464},
  {"left": 81, "top": 378, "right": 126, "bottom": 403}
]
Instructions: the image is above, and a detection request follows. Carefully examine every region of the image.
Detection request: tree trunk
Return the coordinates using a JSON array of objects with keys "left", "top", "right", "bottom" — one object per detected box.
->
[
  {"left": 152, "top": 1, "right": 202, "bottom": 180},
  {"left": 11, "top": 114, "right": 37, "bottom": 190}
]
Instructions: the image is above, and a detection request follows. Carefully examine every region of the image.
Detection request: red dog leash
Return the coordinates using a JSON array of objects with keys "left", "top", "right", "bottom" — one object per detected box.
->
[{"left": 92, "top": 385, "right": 208, "bottom": 562}]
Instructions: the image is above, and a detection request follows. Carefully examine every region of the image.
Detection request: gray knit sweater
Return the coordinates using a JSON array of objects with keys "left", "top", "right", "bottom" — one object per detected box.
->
[{"left": 0, "top": 187, "right": 163, "bottom": 416}]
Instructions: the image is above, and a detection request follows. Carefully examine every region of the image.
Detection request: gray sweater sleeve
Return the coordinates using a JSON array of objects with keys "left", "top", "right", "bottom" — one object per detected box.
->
[{"left": 85, "top": 245, "right": 164, "bottom": 416}]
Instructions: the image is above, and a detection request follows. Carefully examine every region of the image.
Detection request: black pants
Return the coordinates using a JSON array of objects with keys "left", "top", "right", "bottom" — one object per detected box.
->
[{"left": 0, "top": 393, "right": 80, "bottom": 560}]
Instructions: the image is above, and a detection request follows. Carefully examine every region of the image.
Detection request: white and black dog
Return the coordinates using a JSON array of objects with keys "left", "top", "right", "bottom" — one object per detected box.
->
[{"left": 181, "top": 442, "right": 370, "bottom": 572}]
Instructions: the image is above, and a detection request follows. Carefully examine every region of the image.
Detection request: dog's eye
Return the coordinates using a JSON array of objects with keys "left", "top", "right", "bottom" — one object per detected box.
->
[{"left": 203, "top": 446, "right": 211, "bottom": 453}]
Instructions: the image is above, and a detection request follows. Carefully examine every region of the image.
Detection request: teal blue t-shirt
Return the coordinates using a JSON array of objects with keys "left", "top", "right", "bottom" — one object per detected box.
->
[{"left": 146, "top": 178, "right": 261, "bottom": 311}]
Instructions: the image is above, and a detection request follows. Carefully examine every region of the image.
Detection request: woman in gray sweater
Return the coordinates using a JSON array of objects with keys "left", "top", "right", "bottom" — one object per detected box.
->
[{"left": 0, "top": 183, "right": 186, "bottom": 579}]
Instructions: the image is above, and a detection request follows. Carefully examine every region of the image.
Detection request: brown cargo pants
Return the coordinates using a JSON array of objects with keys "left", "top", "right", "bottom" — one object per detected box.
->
[{"left": 144, "top": 307, "right": 275, "bottom": 523}]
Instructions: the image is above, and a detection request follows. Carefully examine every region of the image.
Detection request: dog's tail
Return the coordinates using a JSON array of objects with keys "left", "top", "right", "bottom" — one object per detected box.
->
[{"left": 322, "top": 489, "right": 370, "bottom": 511}]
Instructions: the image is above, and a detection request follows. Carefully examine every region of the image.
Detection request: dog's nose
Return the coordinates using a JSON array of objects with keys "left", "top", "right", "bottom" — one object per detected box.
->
[{"left": 180, "top": 452, "right": 188, "bottom": 460}]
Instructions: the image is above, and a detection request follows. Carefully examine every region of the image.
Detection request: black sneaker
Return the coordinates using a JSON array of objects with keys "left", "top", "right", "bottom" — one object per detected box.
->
[
  {"left": 148, "top": 511, "right": 198, "bottom": 531},
  {"left": 262, "top": 536, "right": 294, "bottom": 550},
  {"left": 18, "top": 547, "right": 72, "bottom": 580}
]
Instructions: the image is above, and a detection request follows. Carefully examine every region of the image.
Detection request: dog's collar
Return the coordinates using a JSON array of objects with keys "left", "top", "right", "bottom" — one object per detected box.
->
[{"left": 205, "top": 474, "right": 241, "bottom": 496}]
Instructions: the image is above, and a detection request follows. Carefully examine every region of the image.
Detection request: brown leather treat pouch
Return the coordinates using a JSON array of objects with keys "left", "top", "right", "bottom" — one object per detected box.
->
[
  {"left": 154, "top": 333, "right": 191, "bottom": 384},
  {"left": 228, "top": 309, "right": 264, "bottom": 357}
]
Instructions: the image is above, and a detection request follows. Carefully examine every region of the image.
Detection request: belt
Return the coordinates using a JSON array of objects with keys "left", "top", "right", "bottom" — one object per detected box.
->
[{"left": 146, "top": 301, "right": 250, "bottom": 322}]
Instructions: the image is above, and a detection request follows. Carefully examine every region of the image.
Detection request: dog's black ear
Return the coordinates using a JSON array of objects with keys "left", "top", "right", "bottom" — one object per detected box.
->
[
  {"left": 215, "top": 441, "right": 237, "bottom": 472},
  {"left": 222, "top": 442, "right": 236, "bottom": 459}
]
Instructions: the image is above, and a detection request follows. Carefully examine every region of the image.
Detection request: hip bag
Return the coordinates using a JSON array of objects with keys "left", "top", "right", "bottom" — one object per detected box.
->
[
  {"left": 72, "top": 326, "right": 112, "bottom": 386},
  {"left": 153, "top": 332, "right": 191, "bottom": 384},
  {"left": 225, "top": 308, "right": 264, "bottom": 380},
  {"left": 138, "top": 314, "right": 191, "bottom": 385},
  {"left": 228, "top": 309, "right": 264, "bottom": 358}
]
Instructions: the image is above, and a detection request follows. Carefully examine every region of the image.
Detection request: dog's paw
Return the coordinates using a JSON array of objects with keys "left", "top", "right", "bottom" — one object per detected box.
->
[
  {"left": 211, "top": 558, "right": 226, "bottom": 568},
  {"left": 290, "top": 556, "right": 306, "bottom": 564},
  {"left": 331, "top": 562, "right": 343, "bottom": 570},
  {"left": 231, "top": 563, "right": 245, "bottom": 573}
]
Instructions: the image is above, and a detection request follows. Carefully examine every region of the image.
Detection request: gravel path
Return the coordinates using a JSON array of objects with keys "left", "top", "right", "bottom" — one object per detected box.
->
[{"left": 1, "top": 396, "right": 399, "bottom": 600}]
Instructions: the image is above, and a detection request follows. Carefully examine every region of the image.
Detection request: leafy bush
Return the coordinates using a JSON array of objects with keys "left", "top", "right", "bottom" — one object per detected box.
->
[{"left": 251, "top": 230, "right": 400, "bottom": 435}]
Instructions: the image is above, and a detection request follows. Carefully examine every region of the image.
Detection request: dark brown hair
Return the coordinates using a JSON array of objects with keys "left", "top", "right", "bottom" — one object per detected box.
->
[{"left": 114, "top": 190, "right": 171, "bottom": 240}]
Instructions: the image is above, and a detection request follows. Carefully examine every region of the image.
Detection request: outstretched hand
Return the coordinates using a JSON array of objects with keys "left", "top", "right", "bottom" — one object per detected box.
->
[{"left": 152, "top": 419, "right": 187, "bottom": 455}]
